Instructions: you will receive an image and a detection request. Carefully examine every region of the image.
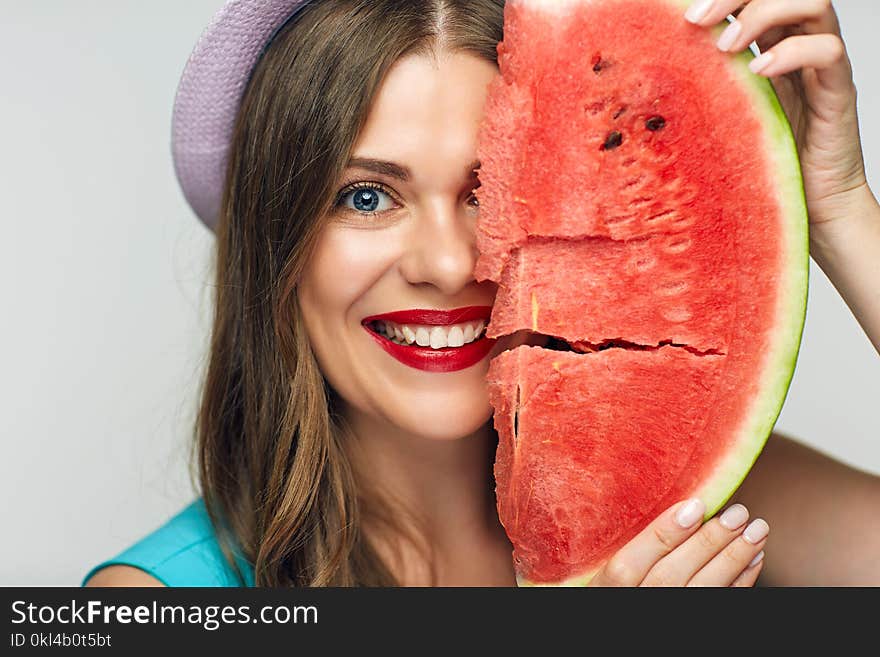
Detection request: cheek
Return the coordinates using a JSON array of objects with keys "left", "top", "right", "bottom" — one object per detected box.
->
[
  {"left": 296, "top": 224, "right": 404, "bottom": 398},
  {"left": 299, "top": 224, "right": 401, "bottom": 325}
]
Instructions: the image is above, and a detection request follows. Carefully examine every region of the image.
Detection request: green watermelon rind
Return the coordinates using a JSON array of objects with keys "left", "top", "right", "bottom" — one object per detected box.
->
[
  {"left": 512, "top": 11, "right": 809, "bottom": 588},
  {"left": 690, "top": 35, "right": 809, "bottom": 527}
]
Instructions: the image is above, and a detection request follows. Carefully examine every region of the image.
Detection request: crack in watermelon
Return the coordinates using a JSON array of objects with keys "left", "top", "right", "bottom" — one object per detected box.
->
[
  {"left": 505, "top": 231, "right": 702, "bottom": 246},
  {"left": 493, "top": 329, "right": 726, "bottom": 359},
  {"left": 513, "top": 383, "right": 521, "bottom": 448},
  {"left": 547, "top": 336, "right": 726, "bottom": 357}
]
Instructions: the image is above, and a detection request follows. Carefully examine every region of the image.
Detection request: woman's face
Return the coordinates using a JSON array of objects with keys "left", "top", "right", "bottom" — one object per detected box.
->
[{"left": 297, "top": 50, "right": 504, "bottom": 441}]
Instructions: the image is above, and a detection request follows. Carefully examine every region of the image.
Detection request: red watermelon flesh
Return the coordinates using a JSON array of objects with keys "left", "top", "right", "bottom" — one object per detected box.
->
[{"left": 476, "top": 0, "right": 808, "bottom": 585}]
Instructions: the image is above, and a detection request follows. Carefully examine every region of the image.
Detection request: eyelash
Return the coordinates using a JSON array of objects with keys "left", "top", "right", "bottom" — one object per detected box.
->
[{"left": 333, "top": 180, "right": 482, "bottom": 217}]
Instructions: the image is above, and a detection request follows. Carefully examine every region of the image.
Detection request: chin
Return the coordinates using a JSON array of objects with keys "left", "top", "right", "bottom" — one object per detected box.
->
[{"left": 394, "top": 392, "right": 494, "bottom": 442}]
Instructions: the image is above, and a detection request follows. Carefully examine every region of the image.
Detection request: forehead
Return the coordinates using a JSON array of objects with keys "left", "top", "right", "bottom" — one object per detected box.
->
[{"left": 350, "top": 51, "right": 499, "bottom": 182}]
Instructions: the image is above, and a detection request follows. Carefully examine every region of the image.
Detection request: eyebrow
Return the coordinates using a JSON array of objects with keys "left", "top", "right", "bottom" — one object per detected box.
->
[{"left": 346, "top": 157, "right": 481, "bottom": 181}]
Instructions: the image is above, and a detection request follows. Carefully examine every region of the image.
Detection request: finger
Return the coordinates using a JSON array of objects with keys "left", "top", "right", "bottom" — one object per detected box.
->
[
  {"left": 747, "top": 33, "right": 853, "bottom": 94},
  {"left": 683, "top": 1, "right": 782, "bottom": 56},
  {"left": 641, "top": 503, "right": 751, "bottom": 586},
  {"left": 589, "top": 499, "right": 706, "bottom": 587},
  {"left": 730, "top": 551, "right": 765, "bottom": 587},
  {"left": 685, "top": 0, "right": 751, "bottom": 27},
  {"left": 688, "top": 519, "right": 769, "bottom": 586},
  {"left": 714, "top": 0, "right": 842, "bottom": 54},
  {"left": 753, "top": 25, "right": 795, "bottom": 54}
]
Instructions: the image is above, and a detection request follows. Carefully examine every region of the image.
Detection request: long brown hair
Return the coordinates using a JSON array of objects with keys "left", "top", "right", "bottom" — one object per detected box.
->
[{"left": 192, "top": 0, "right": 504, "bottom": 586}]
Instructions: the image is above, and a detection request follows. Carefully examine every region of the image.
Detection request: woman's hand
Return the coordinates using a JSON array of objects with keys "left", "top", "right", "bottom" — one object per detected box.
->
[
  {"left": 685, "top": 0, "right": 872, "bottom": 234},
  {"left": 685, "top": 1, "right": 880, "bottom": 354},
  {"left": 589, "top": 499, "right": 769, "bottom": 586}
]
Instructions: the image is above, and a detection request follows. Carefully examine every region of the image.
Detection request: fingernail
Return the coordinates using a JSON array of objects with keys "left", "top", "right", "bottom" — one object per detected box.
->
[
  {"left": 716, "top": 21, "right": 742, "bottom": 52},
  {"left": 719, "top": 503, "right": 749, "bottom": 530},
  {"left": 743, "top": 518, "right": 770, "bottom": 544},
  {"left": 685, "top": 0, "right": 714, "bottom": 24},
  {"left": 748, "top": 550, "right": 765, "bottom": 568},
  {"left": 749, "top": 51, "right": 774, "bottom": 75},
  {"left": 675, "top": 498, "right": 706, "bottom": 528}
]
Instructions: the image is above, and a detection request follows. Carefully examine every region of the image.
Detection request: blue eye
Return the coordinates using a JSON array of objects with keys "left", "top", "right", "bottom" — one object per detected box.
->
[{"left": 337, "top": 184, "right": 397, "bottom": 215}]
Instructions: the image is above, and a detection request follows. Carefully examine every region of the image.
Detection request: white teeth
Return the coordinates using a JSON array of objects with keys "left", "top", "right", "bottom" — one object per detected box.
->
[
  {"left": 463, "top": 324, "right": 475, "bottom": 343},
  {"left": 429, "top": 326, "right": 448, "bottom": 349},
  {"left": 372, "top": 319, "right": 488, "bottom": 350},
  {"left": 448, "top": 326, "right": 465, "bottom": 348}
]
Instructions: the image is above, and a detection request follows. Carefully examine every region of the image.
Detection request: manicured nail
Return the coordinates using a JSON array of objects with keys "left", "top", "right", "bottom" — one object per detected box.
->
[
  {"left": 717, "top": 21, "right": 742, "bottom": 52},
  {"left": 749, "top": 52, "right": 774, "bottom": 75},
  {"left": 743, "top": 518, "right": 770, "bottom": 544},
  {"left": 675, "top": 498, "right": 706, "bottom": 528},
  {"left": 685, "top": 0, "right": 714, "bottom": 24},
  {"left": 719, "top": 503, "right": 749, "bottom": 530},
  {"left": 748, "top": 550, "right": 765, "bottom": 568}
]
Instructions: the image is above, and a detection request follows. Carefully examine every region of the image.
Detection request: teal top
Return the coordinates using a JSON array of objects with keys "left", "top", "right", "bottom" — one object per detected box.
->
[{"left": 81, "top": 498, "right": 255, "bottom": 587}]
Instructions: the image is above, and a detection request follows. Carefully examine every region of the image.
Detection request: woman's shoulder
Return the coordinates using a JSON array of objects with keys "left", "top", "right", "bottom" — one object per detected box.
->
[{"left": 81, "top": 498, "right": 255, "bottom": 587}]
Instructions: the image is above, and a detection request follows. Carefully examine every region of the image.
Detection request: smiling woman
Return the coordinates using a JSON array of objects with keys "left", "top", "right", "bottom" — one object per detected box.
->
[
  {"left": 80, "top": 0, "right": 880, "bottom": 588},
  {"left": 85, "top": 0, "right": 516, "bottom": 588},
  {"left": 219, "top": 0, "right": 526, "bottom": 586}
]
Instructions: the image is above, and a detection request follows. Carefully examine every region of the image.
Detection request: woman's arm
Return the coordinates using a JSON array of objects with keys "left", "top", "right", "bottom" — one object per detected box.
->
[
  {"left": 809, "top": 186, "right": 880, "bottom": 354},
  {"left": 84, "top": 564, "right": 166, "bottom": 587},
  {"left": 732, "top": 432, "right": 880, "bottom": 586}
]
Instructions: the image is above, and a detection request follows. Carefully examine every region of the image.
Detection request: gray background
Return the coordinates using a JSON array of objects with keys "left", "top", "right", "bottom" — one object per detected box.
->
[{"left": 1, "top": 1, "right": 877, "bottom": 586}]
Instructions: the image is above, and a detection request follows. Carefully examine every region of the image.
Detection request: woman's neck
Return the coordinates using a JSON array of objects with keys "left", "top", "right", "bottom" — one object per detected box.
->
[{"left": 340, "top": 407, "right": 515, "bottom": 586}]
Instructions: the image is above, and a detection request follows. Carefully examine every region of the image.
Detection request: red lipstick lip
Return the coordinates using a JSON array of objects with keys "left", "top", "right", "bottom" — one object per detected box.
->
[
  {"left": 362, "top": 305, "right": 492, "bottom": 327},
  {"left": 361, "top": 306, "right": 496, "bottom": 373}
]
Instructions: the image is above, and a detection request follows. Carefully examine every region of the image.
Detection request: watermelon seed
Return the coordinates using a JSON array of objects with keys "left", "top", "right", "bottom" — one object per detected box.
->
[
  {"left": 601, "top": 131, "right": 623, "bottom": 151},
  {"left": 613, "top": 106, "right": 627, "bottom": 119},
  {"left": 591, "top": 54, "right": 605, "bottom": 73},
  {"left": 646, "top": 116, "right": 667, "bottom": 131}
]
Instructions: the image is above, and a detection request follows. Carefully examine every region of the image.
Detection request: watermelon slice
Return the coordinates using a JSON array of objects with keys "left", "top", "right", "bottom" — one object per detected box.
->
[{"left": 476, "top": 0, "right": 809, "bottom": 586}]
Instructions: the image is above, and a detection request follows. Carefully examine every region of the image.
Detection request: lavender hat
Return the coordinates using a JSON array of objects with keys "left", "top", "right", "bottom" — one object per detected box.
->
[{"left": 172, "top": 0, "right": 313, "bottom": 231}]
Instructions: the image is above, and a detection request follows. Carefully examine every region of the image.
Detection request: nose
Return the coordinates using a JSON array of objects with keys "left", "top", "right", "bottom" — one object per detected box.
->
[{"left": 398, "top": 199, "right": 478, "bottom": 296}]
